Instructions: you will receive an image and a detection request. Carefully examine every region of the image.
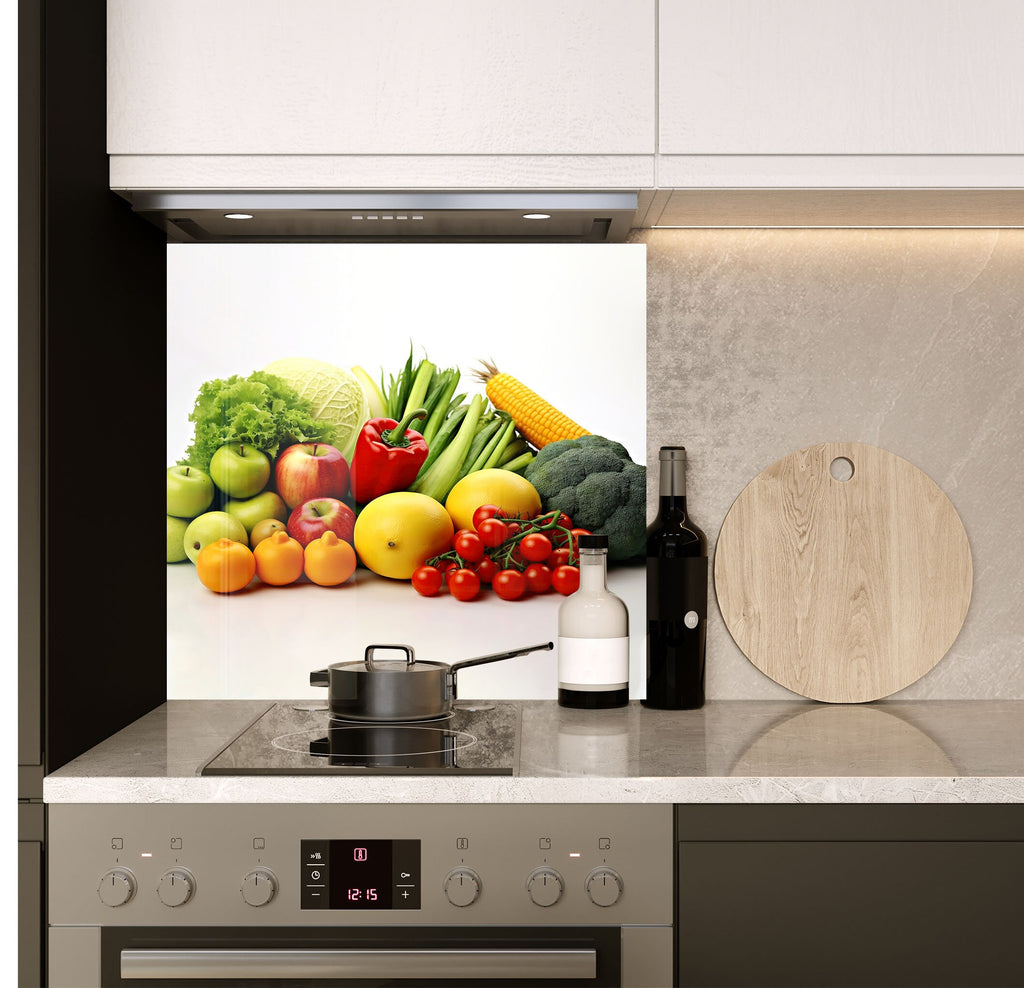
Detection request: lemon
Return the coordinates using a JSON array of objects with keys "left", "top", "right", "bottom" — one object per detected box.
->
[
  {"left": 445, "top": 469, "right": 542, "bottom": 533},
  {"left": 353, "top": 492, "right": 455, "bottom": 580}
]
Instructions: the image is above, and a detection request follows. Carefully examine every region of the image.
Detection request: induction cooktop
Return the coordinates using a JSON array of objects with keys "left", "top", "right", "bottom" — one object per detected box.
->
[{"left": 200, "top": 701, "right": 520, "bottom": 776}]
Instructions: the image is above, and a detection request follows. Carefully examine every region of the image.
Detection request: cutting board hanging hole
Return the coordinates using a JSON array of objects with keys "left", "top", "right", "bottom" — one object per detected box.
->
[{"left": 830, "top": 456, "right": 854, "bottom": 482}]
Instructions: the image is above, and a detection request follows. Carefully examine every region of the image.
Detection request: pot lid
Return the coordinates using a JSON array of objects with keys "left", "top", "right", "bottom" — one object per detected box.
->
[{"left": 334, "top": 644, "right": 444, "bottom": 674}]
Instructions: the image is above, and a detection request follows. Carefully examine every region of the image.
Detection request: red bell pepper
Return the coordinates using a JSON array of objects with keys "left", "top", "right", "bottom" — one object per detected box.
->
[{"left": 349, "top": 408, "right": 429, "bottom": 503}]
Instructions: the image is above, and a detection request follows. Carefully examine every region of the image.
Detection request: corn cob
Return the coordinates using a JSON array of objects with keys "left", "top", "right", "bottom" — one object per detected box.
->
[{"left": 473, "top": 360, "right": 590, "bottom": 449}]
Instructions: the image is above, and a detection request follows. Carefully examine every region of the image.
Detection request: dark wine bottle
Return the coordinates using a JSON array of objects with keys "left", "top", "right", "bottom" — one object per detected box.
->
[{"left": 642, "top": 446, "right": 708, "bottom": 710}]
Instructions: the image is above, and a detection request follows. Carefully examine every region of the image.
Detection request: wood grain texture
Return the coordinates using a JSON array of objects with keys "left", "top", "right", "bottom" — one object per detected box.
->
[{"left": 714, "top": 443, "right": 972, "bottom": 703}]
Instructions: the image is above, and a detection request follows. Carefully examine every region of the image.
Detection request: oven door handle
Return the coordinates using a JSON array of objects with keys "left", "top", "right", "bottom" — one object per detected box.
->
[{"left": 121, "top": 947, "right": 598, "bottom": 980}]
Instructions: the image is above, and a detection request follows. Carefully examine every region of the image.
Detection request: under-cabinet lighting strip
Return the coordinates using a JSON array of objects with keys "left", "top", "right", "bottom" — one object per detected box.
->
[{"left": 649, "top": 224, "right": 1024, "bottom": 229}]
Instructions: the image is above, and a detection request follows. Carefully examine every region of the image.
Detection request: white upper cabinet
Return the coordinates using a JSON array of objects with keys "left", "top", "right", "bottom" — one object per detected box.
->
[
  {"left": 657, "top": 0, "right": 1024, "bottom": 188},
  {"left": 108, "top": 0, "right": 656, "bottom": 189}
]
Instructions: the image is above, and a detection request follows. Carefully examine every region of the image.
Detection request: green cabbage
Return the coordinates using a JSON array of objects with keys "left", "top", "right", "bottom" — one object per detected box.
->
[{"left": 262, "top": 357, "right": 369, "bottom": 462}]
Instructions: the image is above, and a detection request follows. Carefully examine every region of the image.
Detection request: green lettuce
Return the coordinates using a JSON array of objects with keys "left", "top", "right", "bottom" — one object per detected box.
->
[{"left": 180, "top": 371, "right": 334, "bottom": 472}]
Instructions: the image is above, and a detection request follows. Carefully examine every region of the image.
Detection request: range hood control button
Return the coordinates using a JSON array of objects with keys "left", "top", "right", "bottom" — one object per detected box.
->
[
  {"left": 157, "top": 867, "right": 196, "bottom": 907},
  {"left": 585, "top": 867, "right": 623, "bottom": 907},
  {"left": 526, "top": 867, "right": 564, "bottom": 907},
  {"left": 241, "top": 867, "right": 278, "bottom": 907},
  {"left": 443, "top": 867, "right": 481, "bottom": 907},
  {"left": 97, "top": 868, "right": 136, "bottom": 907}
]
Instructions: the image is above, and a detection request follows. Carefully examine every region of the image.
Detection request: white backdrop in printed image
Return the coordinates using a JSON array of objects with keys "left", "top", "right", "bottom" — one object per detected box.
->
[{"left": 166, "top": 243, "right": 647, "bottom": 700}]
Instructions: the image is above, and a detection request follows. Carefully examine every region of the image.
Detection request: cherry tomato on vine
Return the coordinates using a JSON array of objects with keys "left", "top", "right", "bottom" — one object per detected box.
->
[
  {"left": 448, "top": 567, "right": 481, "bottom": 602},
  {"left": 411, "top": 565, "right": 444, "bottom": 597},
  {"left": 551, "top": 565, "right": 580, "bottom": 596},
  {"left": 476, "top": 517, "right": 509, "bottom": 548},
  {"left": 453, "top": 530, "right": 485, "bottom": 563},
  {"left": 492, "top": 568, "right": 526, "bottom": 601},
  {"left": 504, "top": 521, "right": 522, "bottom": 539},
  {"left": 523, "top": 562, "right": 552, "bottom": 594},
  {"left": 546, "top": 547, "right": 572, "bottom": 569},
  {"left": 472, "top": 504, "right": 504, "bottom": 531},
  {"left": 568, "top": 528, "right": 592, "bottom": 554},
  {"left": 547, "top": 514, "right": 574, "bottom": 546},
  {"left": 473, "top": 556, "right": 497, "bottom": 583},
  {"left": 519, "top": 533, "right": 553, "bottom": 563}
]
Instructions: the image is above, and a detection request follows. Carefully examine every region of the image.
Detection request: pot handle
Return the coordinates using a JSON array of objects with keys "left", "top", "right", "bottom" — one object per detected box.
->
[
  {"left": 364, "top": 644, "right": 416, "bottom": 672},
  {"left": 310, "top": 669, "right": 329, "bottom": 688},
  {"left": 448, "top": 641, "right": 554, "bottom": 677}
]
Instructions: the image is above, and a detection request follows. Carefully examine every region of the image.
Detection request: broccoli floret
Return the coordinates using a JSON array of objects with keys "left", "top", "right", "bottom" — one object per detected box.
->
[{"left": 524, "top": 436, "right": 646, "bottom": 561}]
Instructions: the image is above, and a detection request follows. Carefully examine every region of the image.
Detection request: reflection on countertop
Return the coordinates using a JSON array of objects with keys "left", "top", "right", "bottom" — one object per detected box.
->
[{"left": 43, "top": 699, "right": 1024, "bottom": 805}]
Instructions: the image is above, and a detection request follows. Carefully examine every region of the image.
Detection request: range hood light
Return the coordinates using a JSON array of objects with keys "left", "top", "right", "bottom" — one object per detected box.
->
[
  {"left": 523, "top": 212, "right": 551, "bottom": 220},
  {"left": 223, "top": 212, "right": 254, "bottom": 220}
]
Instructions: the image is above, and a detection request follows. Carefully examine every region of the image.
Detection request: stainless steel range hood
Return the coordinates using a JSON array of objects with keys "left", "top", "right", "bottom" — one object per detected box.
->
[{"left": 119, "top": 191, "right": 639, "bottom": 243}]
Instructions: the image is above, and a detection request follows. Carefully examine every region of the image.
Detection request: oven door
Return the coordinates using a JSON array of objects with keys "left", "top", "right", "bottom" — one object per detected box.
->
[{"left": 94, "top": 926, "right": 626, "bottom": 987}]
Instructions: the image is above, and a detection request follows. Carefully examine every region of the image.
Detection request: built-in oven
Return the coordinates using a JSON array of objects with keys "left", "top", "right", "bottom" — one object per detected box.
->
[{"left": 48, "top": 803, "right": 673, "bottom": 987}]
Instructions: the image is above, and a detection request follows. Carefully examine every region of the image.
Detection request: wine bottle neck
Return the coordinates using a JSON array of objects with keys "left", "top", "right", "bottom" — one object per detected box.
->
[{"left": 659, "top": 456, "right": 686, "bottom": 497}]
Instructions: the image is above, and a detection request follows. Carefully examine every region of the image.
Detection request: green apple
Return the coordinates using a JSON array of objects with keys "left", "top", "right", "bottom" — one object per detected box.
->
[
  {"left": 225, "top": 490, "right": 288, "bottom": 535},
  {"left": 183, "top": 510, "right": 248, "bottom": 564},
  {"left": 250, "top": 517, "right": 287, "bottom": 547},
  {"left": 166, "top": 515, "right": 190, "bottom": 563},
  {"left": 166, "top": 465, "right": 215, "bottom": 519},
  {"left": 209, "top": 443, "right": 271, "bottom": 499}
]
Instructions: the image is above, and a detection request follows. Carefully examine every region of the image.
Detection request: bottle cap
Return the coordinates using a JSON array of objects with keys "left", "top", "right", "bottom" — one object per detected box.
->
[
  {"left": 577, "top": 534, "right": 608, "bottom": 550},
  {"left": 659, "top": 446, "right": 687, "bottom": 460}
]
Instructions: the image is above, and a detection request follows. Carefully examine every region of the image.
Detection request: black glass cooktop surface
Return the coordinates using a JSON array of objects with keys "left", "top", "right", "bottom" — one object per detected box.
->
[{"left": 201, "top": 702, "right": 520, "bottom": 776}]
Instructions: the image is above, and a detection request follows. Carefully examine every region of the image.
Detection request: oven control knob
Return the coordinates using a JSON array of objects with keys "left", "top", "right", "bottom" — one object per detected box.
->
[
  {"left": 241, "top": 867, "right": 278, "bottom": 907},
  {"left": 157, "top": 868, "right": 196, "bottom": 907},
  {"left": 98, "top": 868, "right": 136, "bottom": 907},
  {"left": 526, "top": 867, "right": 564, "bottom": 907},
  {"left": 585, "top": 867, "right": 623, "bottom": 907},
  {"left": 443, "top": 867, "right": 481, "bottom": 907}
]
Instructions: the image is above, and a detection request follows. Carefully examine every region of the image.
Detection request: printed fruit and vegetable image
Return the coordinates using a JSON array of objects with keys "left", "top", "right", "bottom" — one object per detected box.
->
[{"left": 167, "top": 348, "right": 645, "bottom": 598}]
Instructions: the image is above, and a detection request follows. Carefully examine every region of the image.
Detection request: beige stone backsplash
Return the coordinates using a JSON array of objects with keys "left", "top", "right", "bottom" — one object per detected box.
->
[{"left": 635, "top": 228, "right": 1024, "bottom": 700}]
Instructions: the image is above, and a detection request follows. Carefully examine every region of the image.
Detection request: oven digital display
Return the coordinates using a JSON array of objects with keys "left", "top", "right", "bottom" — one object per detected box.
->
[{"left": 300, "top": 839, "right": 420, "bottom": 909}]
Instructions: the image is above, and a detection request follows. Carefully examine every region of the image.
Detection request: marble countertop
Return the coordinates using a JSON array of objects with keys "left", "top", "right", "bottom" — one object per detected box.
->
[{"left": 43, "top": 699, "right": 1024, "bottom": 804}]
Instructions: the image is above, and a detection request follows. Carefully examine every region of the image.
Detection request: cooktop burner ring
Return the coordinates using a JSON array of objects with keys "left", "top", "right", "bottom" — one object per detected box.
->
[{"left": 270, "top": 725, "right": 479, "bottom": 759}]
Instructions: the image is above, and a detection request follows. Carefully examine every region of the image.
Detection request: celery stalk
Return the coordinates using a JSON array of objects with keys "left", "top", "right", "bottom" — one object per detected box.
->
[
  {"left": 416, "top": 404, "right": 467, "bottom": 479},
  {"left": 500, "top": 451, "right": 535, "bottom": 474},
  {"left": 402, "top": 359, "right": 435, "bottom": 420},
  {"left": 498, "top": 437, "right": 529, "bottom": 465},
  {"left": 410, "top": 394, "right": 485, "bottom": 502},
  {"left": 458, "top": 415, "right": 504, "bottom": 480},
  {"left": 482, "top": 416, "right": 517, "bottom": 470},
  {"left": 421, "top": 370, "right": 461, "bottom": 445}
]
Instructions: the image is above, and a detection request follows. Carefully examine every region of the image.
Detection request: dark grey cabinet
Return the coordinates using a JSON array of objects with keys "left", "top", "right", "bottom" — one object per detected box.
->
[{"left": 675, "top": 805, "right": 1024, "bottom": 988}]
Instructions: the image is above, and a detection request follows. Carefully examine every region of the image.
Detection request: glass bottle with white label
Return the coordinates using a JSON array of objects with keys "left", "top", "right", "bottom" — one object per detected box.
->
[
  {"left": 642, "top": 446, "right": 708, "bottom": 709},
  {"left": 557, "top": 534, "right": 629, "bottom": 708}
]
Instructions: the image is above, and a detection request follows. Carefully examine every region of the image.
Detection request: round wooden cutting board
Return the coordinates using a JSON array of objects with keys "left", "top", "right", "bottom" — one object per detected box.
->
[{"left": 714, "top": 442, "right": 972, "bottom": 703}]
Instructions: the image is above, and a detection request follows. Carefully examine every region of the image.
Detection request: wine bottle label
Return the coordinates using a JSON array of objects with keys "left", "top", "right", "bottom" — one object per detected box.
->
[
  {"left": 557, "top": 636, "right": 629, "bottom": 691},
  {"left": 647, "top": 557, "right": 708, "bottom": 622}
]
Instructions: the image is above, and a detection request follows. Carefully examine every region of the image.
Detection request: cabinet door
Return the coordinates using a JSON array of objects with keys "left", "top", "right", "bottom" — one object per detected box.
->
[
  {"left": 108, "top": 0, "right": 655, "bottom": 156},
  {"left": 677, "top": 840, "right": 1024, "bottom": 987},
  {"left": 659, "top": 0, "right": 1024, "bottom": 155}
]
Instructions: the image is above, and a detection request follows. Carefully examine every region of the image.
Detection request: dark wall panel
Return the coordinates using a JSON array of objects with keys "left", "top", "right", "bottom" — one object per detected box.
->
[{"left": 41, "top": 0, "right": 167, "bottom": 770}]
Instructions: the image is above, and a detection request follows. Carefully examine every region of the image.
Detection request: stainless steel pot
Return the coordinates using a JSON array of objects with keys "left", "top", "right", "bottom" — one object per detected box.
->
[{"left": 310, "top": 642, "right": 554, "bottom": 722}]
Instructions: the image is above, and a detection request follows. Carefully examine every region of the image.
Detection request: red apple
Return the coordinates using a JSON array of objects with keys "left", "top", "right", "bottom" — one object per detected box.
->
[
  {"left": 287, "top": 497, "right": 356, "bottom": 548},
  {"left": 274, "top": 442, "right": 350, "bottom": 509}
]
